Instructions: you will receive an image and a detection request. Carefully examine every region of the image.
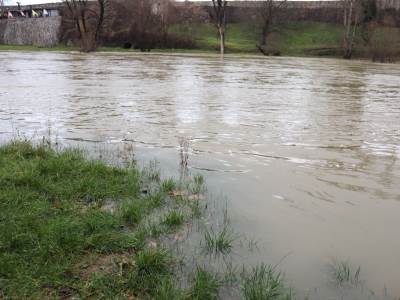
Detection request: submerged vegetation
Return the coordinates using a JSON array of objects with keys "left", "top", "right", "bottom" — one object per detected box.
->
[
  {"left": 241, "top": 264, "right": 291, "bottom": 300},
  {"left": 328, "top": 259, "right": 362, "bottom": 288},
  {"left": 203, "top": 226, "right": 236, "bottom": 256},
  {"left": 0, "top": 140, "right": 294, "bottom": 299}
]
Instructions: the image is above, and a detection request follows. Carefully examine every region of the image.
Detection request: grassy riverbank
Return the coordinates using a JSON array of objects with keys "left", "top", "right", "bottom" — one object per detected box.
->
[
  {"left": 1, "top": 21, "right": 399, "bottom": 60},
  {"left": 170, "top": 21, "right": 344, "bottom": 56},
  {"left": 0, "top": 140, "right": 293, "bottom": 299}
]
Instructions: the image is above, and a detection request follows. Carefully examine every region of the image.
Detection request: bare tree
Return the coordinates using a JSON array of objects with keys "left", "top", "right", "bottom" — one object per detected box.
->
[
  {"left": 359, "top": 0, "right": 377, "bottom": 45},
  {"left": 259, "top": 0, "right": 287, "bottom": 47},
  {"left": 211, "top": 0, "right": 228, "bottom": 55},
  {"left": 343, "top": 0, "right": 362, "bottom": 59},
  {"left": 125, "top": 0, "right": 159, "bottom": 51},
  {"left": 63, "top": 0, "right": 109, "bottom": 52},
  {"left": 0, "top": 0, "right": 7, "bottom": 19}
]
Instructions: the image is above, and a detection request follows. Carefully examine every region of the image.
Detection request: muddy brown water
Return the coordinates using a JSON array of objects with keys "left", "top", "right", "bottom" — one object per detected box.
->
[{"left": 1, "top": 51, "right": 399, "bottom": 299}]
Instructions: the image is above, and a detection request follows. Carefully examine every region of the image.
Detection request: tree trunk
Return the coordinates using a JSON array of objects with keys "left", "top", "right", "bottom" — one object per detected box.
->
[
  {"left": 78, "top": 18, "right": 96, "bottom": 52},
  {"left": 343, "top": 0, "right": 357, "bottom": 59},
  {"left": 218, "top": 26, "right": 225, "bottom": 55},
  {"left": 261, "top": 21, "right": 269, "bottom": 46}
]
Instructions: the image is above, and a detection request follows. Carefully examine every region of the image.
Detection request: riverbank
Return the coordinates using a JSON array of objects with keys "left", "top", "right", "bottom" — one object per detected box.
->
[
  {"left": 0, "top": 140, "right": 293, "bottom": 299},
  {"left": 1, "top": 21, "right": 399, "bottom": 60}
]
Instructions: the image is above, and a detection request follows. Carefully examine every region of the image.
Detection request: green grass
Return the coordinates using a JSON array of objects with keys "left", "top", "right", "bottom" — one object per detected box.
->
[
  {"left": 271, "top": 21, "right": 343, "bottom": 56},
  {"left": 0, "top": 140, "right": 302, "bottom": 299},
  {"left": 328, "top": 260, "right": 362, "bottom": 288},
  {"left": 169, "top": 21, "right": 400, "bottom": 58},
  {"left": 0, "top": 141, "right": 147, "bottom": 298},
  {"left": 188, "top": 267, "right": 222, "bottom": 300},
  {"left": 127, "top": 248, "right": 173, "bottom": 295},
  {"left": 241, "top": 264, "right": 292, "bottom": 300},
  {"left": 2, "top": 22, "right": 399, "bottom": 60},
  {"left": 161, "top": 178, "right": 177, "bottom": 193},
  {"left": 169, "top": 22, "right": 261, "bottom": 53},
  {"left": 162, "top": 210, "right": 185, "bottom": 230},
  {"left": 0, "top": 44, "right": 78, "bottom": 52},
  {"left": 0, "top": 140, "right": 188, "bottom": 298},
  {"left": 169, "top": 21, "right": 344, "bottom": 56},
  {"left": 203, "top": 226, "right": 236, "bottom": 256}
]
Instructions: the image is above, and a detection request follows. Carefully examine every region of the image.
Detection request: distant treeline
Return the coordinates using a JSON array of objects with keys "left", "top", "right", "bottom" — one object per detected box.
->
[{"left": 59, "top": 0, "right": 400, "bottom": 61}]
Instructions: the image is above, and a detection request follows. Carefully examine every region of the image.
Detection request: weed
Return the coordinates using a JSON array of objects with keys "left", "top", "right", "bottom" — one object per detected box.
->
[
  {"left": 142, "top": 160, "right": 161, "bottom": 183},
  {"left": 202, "top": 226, "right": 235, "bottom": 256},
  {"left": 120, "top": 199, "right": 148, "bottom": 225},
  {"left": 329, "top": 259, "right": 362, "bottom": 287},
  {"left": 189, "top": 200, "right": 206, "bottom": 219},
  {"left": 162, "top": 210, "right": 185, "bottom": 230},
  {"left": 191, "top": 174, "right": 206, "bottom": 195},
  {"left": 241, "top": 264, "right": 291, "bottom": 300},
  {"left": 128, "top": 248, "right": 173, "bottom": 295},
  {"left": 188, "top": 267, "right": 222, "bottom": 300},
  {"left": 161, "top": 178, "right": 177, "bottom": 193},
  {"left": 155, "top": 278, "right": 184, "bottom": 300}
]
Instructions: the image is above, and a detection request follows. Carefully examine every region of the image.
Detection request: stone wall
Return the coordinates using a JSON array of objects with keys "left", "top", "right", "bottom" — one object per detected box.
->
[{"left": 0, "top": 17, "right": 61, "bottom": 47}]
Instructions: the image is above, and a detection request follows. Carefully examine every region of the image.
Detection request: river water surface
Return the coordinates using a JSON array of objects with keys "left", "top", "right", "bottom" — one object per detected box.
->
[{"left": 1, "top": 52, "right": 399, "bottom": 299}]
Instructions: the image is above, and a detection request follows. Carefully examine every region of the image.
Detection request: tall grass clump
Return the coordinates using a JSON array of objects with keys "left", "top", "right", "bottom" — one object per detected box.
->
[
  {"left": 161, "top": 178, "right": 177, "bottom": 193},
  {"left": 162, "top": 210, "right": 185, "bottom": 230},
  {"left": 202, "top": 226, "right": 236, "bottom": 256},
  {"left": 120, "top": 199, "right": 148, "bottom": 225},
  {"left": 154, "top": 278, "right": 184, "bottom": 300},
  {"left": 329, "top": 260, "right": 361, "bottom": 287},
  {"left": 188, "top": 267, "right": 222, "bottom": 300},
  {"left": 190, "top": 174, "right": 206, "bottom": 195},
  {"left": 241, "top": 264, "right": 292, "bottom": 300},
  {"left": 128, "top": 248, "right": 173, "bottom": 295}
]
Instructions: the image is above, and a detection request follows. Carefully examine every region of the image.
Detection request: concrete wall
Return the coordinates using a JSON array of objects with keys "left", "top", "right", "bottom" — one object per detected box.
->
[{"left": 0, "top": 17, "right": 61, "bottom": 47}]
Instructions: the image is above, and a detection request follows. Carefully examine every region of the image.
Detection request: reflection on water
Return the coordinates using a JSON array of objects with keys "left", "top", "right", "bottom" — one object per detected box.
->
[{"left": 1, "top": 51, "right": 400, "bottom": 299}]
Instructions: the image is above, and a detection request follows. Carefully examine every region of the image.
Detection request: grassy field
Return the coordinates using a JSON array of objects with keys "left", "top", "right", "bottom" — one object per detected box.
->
[
  {"left": 170, "top": 21, "right": 344, "bottom": 56},
  {"left": 0, "top": 140, "right": 294, "bottom": 299}
]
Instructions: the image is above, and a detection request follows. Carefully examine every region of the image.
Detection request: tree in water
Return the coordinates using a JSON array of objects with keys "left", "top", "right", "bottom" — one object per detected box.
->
[{"left": 211, "top": 0, "right": 228, "bottom": 55}]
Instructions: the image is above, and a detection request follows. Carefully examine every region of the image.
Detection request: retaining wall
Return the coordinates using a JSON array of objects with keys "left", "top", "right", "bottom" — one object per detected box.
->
[{"left": 0, "top": 17, "right": 61, "bottom": 47}]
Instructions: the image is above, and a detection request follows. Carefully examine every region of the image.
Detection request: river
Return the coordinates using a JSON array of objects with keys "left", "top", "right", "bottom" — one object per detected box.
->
[{"left": 1, "top": 51, "right": 399, "bottom": 299}]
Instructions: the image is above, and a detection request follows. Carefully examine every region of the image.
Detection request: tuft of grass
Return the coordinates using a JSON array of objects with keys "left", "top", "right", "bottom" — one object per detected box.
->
[
  {"left": 161, "top": 178, "right": 177, "bottom": 193},
  {"left": 134, "top": 248, "right": 172, "bottom": 275},
  {"left": 162, "top": 210, "right": 185, "bottom": 230},
  {"left": 202, "top": 226, "right": 235, "bottom": 256},
  {"left": 241, "top": 264, "right": 291, "bottom": 300},
  {"left": 128, "top": 248, "right": 173, "bottom": 295},
  {"left": 85, "top": 272, "right": 127, "bottom": 299},
  {"left": 154, "top": 278, "right": 184, "bottom": 300},
  {"left": 141, "top": 160, "right": 161, "bottom": 183},
  {"left": 120, "top": 199, "right": 148, "bottom": 225},
  {"left": 189, "top": 200, "right": 206, "bottom": 219},
  {"left": 328, "top": 260, "right": 362, "bottom": 288},
  {"left": 188, "top": 267, "right": 222, "bottom": 300},
  {"left": 190, "top": 174, "right": 206, "bottom": 195}
]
